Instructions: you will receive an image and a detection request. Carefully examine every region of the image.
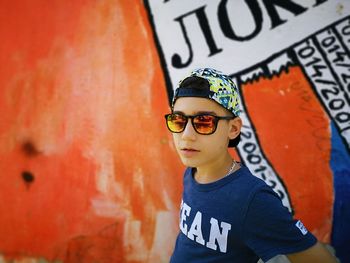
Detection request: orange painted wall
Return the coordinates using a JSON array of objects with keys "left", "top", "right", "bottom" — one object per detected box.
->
[
  {"left": 242, "top": 67, "right": 333, "bottom": 241},
  {"left": 0, "top": 0, "right": 182, "bottom": 262}
]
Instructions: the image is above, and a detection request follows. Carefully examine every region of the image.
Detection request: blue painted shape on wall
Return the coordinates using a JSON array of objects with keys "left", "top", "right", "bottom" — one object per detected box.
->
[{"left": 330, "top": 122, "right": 350, "bottom": 263}]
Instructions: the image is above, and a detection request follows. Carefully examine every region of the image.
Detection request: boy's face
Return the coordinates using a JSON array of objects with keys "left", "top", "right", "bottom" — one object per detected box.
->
[{"left": 171, "top": 97, "right": 240, "bottom": 168}]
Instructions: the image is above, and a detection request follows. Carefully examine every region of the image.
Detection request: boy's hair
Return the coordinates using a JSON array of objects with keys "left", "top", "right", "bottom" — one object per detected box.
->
[{"left": 172, "top": 68, "right": 241, "bottom": 147}]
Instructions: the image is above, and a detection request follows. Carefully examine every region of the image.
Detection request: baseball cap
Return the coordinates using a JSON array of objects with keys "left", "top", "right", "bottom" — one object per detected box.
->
[{"left": 172, "top": 68, "right": 241, "bottom": 117}]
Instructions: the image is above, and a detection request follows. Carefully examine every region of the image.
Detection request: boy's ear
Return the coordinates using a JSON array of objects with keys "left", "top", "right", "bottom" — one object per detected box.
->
[{"left": 228, "top": 117, "right": 242, "bottom": 139}]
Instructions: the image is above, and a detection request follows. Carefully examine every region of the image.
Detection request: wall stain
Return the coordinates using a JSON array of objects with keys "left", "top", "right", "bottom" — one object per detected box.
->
[
  {"left": 21, "top": 171, "right": 35, "bottom": 187},
  {"left": 21, "top": 141, "right": 41, "bottom": 157}
]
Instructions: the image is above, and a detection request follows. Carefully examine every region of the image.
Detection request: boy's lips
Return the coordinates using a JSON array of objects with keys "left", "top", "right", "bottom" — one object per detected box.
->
[{"left": 180, "top": 147, "right": 200, "bottom": 157}]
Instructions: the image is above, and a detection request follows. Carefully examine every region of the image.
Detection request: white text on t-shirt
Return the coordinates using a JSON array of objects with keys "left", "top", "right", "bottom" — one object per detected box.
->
[{"left": 179, "top": 200, "right": 232, "bottom": 253}]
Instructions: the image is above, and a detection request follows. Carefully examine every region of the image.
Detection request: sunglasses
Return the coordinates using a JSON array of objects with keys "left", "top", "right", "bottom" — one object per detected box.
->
[{"left": 165, "top": 113, "right": 234, "bottom": 135}]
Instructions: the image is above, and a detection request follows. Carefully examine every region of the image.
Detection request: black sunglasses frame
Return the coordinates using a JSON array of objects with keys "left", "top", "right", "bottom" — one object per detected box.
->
[{"left": 164, "top": 113, "right": 234, "bottom": 135}]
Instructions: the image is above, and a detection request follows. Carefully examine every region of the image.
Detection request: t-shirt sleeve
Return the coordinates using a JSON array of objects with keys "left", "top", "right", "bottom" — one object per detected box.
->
[{"left": 242, "top": 185, "right": 317, "bottom": 262}]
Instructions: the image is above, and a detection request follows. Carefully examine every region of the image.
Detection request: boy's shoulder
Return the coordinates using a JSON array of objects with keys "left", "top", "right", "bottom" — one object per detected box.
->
[
  {"left": 183, "top": 165, "right": 267, "bottom": 187},
  {"left": 182, "top": 165, "right": 271, "bottom": 204}
]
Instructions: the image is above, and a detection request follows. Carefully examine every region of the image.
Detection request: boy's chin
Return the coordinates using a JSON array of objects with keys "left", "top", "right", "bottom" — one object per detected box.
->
[{"left": 179, "top": 157, "right": 199, "bottom": 168}]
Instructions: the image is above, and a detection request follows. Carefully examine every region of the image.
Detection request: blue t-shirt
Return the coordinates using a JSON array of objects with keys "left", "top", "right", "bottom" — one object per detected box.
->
[{"left": 170, "top": 166, "right": 317, "bottom": 263}]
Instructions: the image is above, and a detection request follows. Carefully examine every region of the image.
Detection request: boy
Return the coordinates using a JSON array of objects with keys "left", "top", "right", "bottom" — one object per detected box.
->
[{"left": 164, "top": 68, "right": 337, "bottom": 262}]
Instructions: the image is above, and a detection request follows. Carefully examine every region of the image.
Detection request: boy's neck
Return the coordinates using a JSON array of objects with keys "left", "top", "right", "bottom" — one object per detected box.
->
[{"left": 194, "top": 153, "right": 239, "bottom": 184}]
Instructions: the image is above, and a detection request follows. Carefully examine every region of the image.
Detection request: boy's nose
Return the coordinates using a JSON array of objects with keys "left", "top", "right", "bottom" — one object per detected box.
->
[{"left": 181, "top": 120, "right": 196, "bottom": 141}]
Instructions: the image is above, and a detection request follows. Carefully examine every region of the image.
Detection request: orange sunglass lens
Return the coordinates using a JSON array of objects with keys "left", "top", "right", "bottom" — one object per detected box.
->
[
  {"left": 167, "top": 114, "right": 187, "bottom": 132},
  {"left": 193, "top": 115, "right": 215, "bottom": 134}
]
